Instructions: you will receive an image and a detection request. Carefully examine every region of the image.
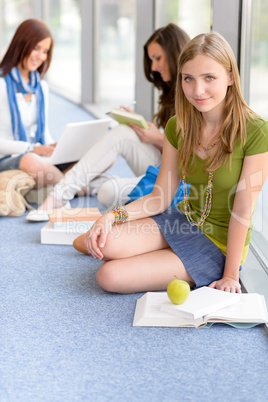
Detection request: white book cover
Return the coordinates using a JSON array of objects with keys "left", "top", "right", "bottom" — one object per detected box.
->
[
  {"left": 41, "top": 221, "right": 94, "bottom": 245},
  {"left": 133, "top": 292, "right": 197, "bottom": 327},
  {"left": 41, "top": 207, "right": 100, "bottom": 245},
  {"left": 160, "top": 286, "right": 240, "bottom": 320}
]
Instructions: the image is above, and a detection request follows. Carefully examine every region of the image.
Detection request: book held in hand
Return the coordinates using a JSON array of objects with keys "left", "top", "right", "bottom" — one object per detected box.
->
[
  {"left": 133, "top": 287, "right": 268, "bottom": 328},
  {"left": 108, "top": 108, "right": 149, "bottom": 129}
]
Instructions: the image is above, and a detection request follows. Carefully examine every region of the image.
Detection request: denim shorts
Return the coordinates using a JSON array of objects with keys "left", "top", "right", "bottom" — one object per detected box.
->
[
  {"left": 0, "top": 154, "right": 25, "bottom": 172},
  {"left": 152, "top": 205, "right": 226, "bottom": 288}
]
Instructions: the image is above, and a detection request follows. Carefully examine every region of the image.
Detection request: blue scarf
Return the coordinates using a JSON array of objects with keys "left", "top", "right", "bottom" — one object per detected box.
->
[{"left": 4, "top": 67, "right": 45, "bottom": 144}]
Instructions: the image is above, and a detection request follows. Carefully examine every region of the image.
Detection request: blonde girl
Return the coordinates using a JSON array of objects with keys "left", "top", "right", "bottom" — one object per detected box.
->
[{"left": 77, "top": 32, "right": 268, "bottom": 295}]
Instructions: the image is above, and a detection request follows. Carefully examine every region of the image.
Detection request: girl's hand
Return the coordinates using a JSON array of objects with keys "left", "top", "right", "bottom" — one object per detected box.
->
[
  {"left": 84, "top": 213, "right": 115, "bottom": 260},
  {"left": 129, "top": 122, "right": 163, "bottom": 149},
  {"left": 32, "top": 144, "right": 56, "bottom": 156},
  {"left": 209, "top": 277, "right": 241, "bottom": 293},
  {"left": 119, "top": 106, "right": 134, "bottom": 113}
]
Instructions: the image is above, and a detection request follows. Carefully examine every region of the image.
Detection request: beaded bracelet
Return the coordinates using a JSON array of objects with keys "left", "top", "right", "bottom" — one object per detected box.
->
[{"left": 107, "top": 205, "right": 129, "bottom": 225}]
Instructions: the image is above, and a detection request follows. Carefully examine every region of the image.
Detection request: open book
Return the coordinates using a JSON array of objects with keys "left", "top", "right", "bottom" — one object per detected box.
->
[
  {"left": 133, "top": 288, "right": 268, "bottom": 328},
  {"left": 107, "top": 108, "right": 149, "bottom": 129}
]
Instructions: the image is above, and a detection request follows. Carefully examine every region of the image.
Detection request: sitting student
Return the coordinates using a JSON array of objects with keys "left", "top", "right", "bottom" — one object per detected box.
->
[
  {"left": 78, "top": 32, "right": 268, "bottom": 295},
  {"left": 27, "top": 23, "right": 190, "bottom": 221},
  {"left": 0, "top": 19, "right": 71, "bottom": 191}
]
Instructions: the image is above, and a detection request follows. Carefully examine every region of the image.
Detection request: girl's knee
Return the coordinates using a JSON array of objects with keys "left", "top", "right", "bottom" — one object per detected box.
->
[
  {"left": 99, "top": 227, "right": 126, "bottom": 260},
  {"left": 112, "top": 124, "right": 135, "bottom": 140},
  {"left": 19, "top": 154, "right": 63, "bottom": 187},
  {"left": 19, "top": 153, "right": 34, "bottom": 170},
  {"left": 20, "top": 153, "right": 43, "bottom": 173},
  {"left": 96, "top": 261, "right": 122, "bottom": 293}
]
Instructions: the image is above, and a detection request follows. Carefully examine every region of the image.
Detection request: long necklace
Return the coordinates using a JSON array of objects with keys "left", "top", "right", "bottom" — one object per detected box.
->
[
  {"left": 197, "top": 138, "right": 219, "bottom": 152},
  {"left": 182, "top": 172, "right": 213, "bottom": 227}
]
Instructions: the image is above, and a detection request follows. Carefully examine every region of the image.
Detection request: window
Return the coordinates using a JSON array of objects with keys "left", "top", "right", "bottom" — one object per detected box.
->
[
  {"left": 95, "top": 0, "right": 136, "bottom": 107},
  {"left": 248, "top": 0, "right": 268, "bottom": 268},
  {"left": 156, "top": 0, "right": 211, "bottom": 38},
  {"left": 249, "top": 0, "right": 268, "bottom": 120},
  {"left": 0, "top": 0, "right": 34, "bottom": 58},
  {"left": 46, "top": 0, "right": 81, "bottom": 102}
]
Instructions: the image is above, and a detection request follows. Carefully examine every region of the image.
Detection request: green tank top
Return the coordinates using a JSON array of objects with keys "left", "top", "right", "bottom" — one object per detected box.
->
[{"left": 165, "top": 115, "right": 268, "bottom": 261}]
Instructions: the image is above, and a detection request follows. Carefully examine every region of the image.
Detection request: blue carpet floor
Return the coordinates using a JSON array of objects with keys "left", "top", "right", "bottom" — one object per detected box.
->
[{"left": 0, "top": 94, "right": 268, "bottom": 402}]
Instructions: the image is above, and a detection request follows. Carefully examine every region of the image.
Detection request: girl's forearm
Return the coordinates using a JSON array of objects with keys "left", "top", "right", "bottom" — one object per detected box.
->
[
  {"left": 124, "top": 187, "right": 174, "bottom": 222},
  {"left": 224, "top": 215, "right": 250, "bottom": 281}
]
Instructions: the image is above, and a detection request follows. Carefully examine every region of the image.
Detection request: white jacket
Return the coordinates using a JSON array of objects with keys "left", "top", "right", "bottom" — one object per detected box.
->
[{"left": 0, "top": 77, "right": 53, "bottom": 159}]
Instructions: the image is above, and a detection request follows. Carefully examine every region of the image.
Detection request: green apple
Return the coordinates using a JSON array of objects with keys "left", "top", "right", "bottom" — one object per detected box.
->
[{"left": 167, "top": 277, "right": 190, "bottom": 305}]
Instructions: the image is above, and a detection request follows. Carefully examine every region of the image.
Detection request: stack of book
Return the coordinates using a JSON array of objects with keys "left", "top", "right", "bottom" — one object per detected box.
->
[
  {"left": 41, "top": 207, "right": 101, "bottom": 245},
  {"left": 133, "top": 286, "right": 268, "bottom": 328}
]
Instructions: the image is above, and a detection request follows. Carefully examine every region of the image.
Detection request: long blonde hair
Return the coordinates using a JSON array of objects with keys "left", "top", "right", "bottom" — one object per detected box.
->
[{"left": 175, "top": 32, "right": 254, "bottom": 174}]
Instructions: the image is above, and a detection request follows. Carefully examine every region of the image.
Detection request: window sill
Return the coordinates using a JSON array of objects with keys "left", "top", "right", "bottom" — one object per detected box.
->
[{"left": 240, "top": 243, "right": 268, "bottom": 332}]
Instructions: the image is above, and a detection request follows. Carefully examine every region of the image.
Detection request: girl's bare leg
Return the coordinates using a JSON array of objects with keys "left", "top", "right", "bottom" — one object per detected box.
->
[
  {"left": 37, "top": 194, "right": 64, "bottom": 210},
  {"left": 20, "top": 153, "right": 64, "bottom": 188},
  {"left": 96, "top": 248, "right": 195, "bottom": 294},
  {"left": 94, "top": 218, "right": 195, "bottom": 294}
]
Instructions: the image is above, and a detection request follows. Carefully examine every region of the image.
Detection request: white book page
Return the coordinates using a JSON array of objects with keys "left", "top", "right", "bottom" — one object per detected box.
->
[
  {"left": 205, "top": 293, "right": 268, "bottom": 323},
  {"left": 160, "top": 287, "right": 240, "bottom": 319}
]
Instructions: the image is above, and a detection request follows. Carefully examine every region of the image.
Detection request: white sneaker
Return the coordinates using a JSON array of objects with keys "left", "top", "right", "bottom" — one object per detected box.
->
[{"left": 26, "top": 201, "right": 71, "bottom": 222}]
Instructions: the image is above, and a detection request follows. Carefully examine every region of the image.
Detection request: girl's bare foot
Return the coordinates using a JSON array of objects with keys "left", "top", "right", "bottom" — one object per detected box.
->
[
  {"left": 73, "top": 233, "right": 91, "bottom": 255},
  {"left": 38, "top": 194, "right": 64, "bottom": 211}
]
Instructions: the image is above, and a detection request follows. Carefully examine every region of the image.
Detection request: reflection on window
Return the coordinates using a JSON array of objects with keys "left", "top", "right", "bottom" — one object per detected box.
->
[
  {"left": 95, "top": 0, "right": 136, "bottom": 107},
  {"left": 0, "top": 0, "right": 34, "bottom": 58},
  {"left": 47, "top": 0, "right": 81, "bottom": 102},
  {"left": 249, "top": 0, "right": 268, "bottom": 267},
  {"left": 249, "top": 0, "right": 268, "bottom": 120},
  {"left": 156, "top": 0, "right": 211, "bottom": 38}
]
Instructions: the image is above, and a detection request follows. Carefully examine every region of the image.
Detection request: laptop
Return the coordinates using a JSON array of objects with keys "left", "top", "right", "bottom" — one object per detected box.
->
[{"left": 43, "top": 118, "right": 111, "bottom": 165}]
